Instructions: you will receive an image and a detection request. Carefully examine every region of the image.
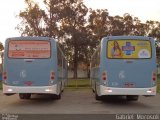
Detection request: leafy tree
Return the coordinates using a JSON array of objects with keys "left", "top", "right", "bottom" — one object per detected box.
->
[
  {"left": 0, "top": 43, "right": 3, "bottom": 51},
  {"left": 17, "top": 0, "right": 160, "bottom": 78},
  {"left": 43, "top": 0, "right": 63, "bottom": 38},
  {"left": 16, "top": 0, "right": 46, "bottom": 36},
  {"left": 132, "top": 17, "right": 146, "bottom": 36},
  {"left": 108, "top": 15, "right": 124, "bottom": 35},
  {"left": 87, "top": 9, "right": 110, "bottom": 42},
  {"left": 0, "top": 42, "right": 4, "bottom": 65},
  {"left": 146, "top": 21, "right": 160, "bottom": 40},
  {"left": 17, "top": 0, "right": 90, "bottom": 78},
  {"left": 58, "top": 0, "right": 89, "bottom": 78},
  {"left": 123, "top": 13, "right": 134, "bottom": 35}
]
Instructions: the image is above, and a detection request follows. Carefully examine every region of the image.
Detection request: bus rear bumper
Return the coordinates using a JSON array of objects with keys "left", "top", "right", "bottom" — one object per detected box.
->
[
  {"left": 3, "top": 84, "right": 59, "bottom": 95},
  {"left": 99, "top": 85, "right": 156, "bottom": 96}
]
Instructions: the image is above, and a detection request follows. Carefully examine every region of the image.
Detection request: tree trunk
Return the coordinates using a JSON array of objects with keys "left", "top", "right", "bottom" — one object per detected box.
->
[
  {"left": 73, "top": 47, "right": 78, "bottom": 79},
  {"left": 87, "top": 64, "right": 90, "bottom": 78}
]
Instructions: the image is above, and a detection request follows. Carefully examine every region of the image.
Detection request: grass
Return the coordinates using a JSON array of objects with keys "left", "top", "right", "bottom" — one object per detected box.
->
[
  {"left": 65, "top": 79, "right": 90, "bottom": 90},
  {"left": 157, "top": 74, "right": 160, "bottom": 93}
]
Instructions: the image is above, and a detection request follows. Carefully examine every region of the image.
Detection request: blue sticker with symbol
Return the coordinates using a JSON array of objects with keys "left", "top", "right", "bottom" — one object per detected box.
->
[{"left": 122, "top": 42, "right": 135, "bottom": 55}]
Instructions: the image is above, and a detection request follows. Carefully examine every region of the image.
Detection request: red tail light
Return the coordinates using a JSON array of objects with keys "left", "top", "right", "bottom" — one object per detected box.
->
[
  {"left": 50, "top": 71, "right": 55, "bottom": 80},
  {"left": 102, "top": 71, "right": 106, "bottom": 80},
  {"left": 152, "top": 71, "right": 156, "bottom": 81},
  {"left": 3, "top": 71, "right": 7, "bottom": 80}
]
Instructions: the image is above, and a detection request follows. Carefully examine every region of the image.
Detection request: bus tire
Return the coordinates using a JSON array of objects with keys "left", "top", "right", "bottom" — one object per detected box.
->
[
  {"left": 50, "top": 94, "right": 61, "bottom": 100},
  {"left": 127, "top": 95, "right": 139, "bottom": 101},
  {"left": 19, "top": 93, "right": 31, "bottom": 99},
  {"left": 25, "top": 94, "right": 31, "bottom": 99},
  {"left": 95, "top": 93, "right": 102, "bottom": 100},
  {"left": 55, "top": 94, "right": 61, "bottom": 100},
  {"left": 61, "top": 82, "right": 64, "bottom": 92},
  {"left": 19, "top": 94, "right": 25, "bottom": 99},
  {"left": 92, "top": 82, "right": 95, "bottom": 93},
  {"left": 95, "top": 88, "right": 102, "bottom": 100}
]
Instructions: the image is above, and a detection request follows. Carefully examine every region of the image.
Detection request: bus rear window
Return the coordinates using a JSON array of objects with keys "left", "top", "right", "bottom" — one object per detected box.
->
[
  {"left": 8, "top": 40, "right": 51, "bottom": 59},
  {"left": 107, "top": 40, "right": 151, "bottom": 59}
]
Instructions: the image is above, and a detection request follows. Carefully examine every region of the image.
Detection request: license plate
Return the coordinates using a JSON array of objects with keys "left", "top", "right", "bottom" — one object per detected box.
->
[{"left": 124, "top": 82, "right": 135, "bottom": 88}]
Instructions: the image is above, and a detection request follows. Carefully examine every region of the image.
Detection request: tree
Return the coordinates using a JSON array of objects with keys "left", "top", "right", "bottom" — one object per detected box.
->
[
  {"left": 87, "top": 9, "right": 110, "bottom": 42},
  {"left": 16, "top": 0, "right": 46, "bottom": 36},
  {"left": 109, "top": 15, "right": 125, "bottom": 35},
  {"left": 17, "top": 0, "right": 90, "bottom": 78},
  {"left": 17, "top": 0, "right": 160, "bottom": 78},
  {"left": 58, "top": 0, "right": 89, "bottom": 78},
  {"left": 146, "top": 21, "right": 160, "bottom": 40},
  {"left": 0, "top": 42, "right": 4, "bottom": 65},
  {"left": 0, "top": 42, "right": 3, "bottom": 51}
]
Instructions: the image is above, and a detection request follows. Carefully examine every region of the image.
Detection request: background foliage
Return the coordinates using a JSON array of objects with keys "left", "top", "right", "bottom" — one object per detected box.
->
[{"left": 14, "top": 0, "right": 160, "bottom": 78}]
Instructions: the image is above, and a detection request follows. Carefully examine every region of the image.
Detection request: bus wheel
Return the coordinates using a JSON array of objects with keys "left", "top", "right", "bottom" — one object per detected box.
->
[
  {"left": 19, "top": 93, "right": 31, "bottom": 99},
  {"left": 51, "top": 94, "right": 61, "bottom": 100},
  {"left": 95, "top": 90, "right": 102, "bottom": 100},
  {"left": 25, "top": 94, "right": 31, "bottom": 99},
  {"left": 19, "top": 94, "right": 25, "bottom": 99},
  {"left": 95, "top": 84, "right": 101, "bottom": 100},
  {"left": 126, "top": 95, "right": 139, "bottom": 101},
  {"left": 61, "top": 82, "right": 64, "bottom": 92},
  {"left": 95, "top": 94, "right": 102, "bottom": 100},
  {"left": 55, "top": 94, "right": 61, "bottom": 100}
]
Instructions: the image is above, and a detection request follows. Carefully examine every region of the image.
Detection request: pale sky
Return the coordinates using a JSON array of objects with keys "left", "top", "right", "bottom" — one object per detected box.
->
[{"left": 0, "top": 0, "right": 160, "bottom": 45}]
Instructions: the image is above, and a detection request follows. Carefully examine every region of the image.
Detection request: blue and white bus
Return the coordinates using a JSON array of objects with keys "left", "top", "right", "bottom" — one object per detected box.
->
[
  {"left": 3, "top": 37, "right": 67, "bottom": 99},
  {"left": 91, "top": 36, "right": 157, "bottom": 101}
]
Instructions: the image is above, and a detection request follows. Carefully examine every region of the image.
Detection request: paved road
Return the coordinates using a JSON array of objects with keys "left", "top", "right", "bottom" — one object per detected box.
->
[{"left": 0, "top": 88, "right": 160, "bottom": 114}]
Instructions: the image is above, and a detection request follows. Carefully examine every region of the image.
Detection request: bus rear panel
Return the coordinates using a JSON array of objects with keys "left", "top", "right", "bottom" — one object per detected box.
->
[
  {"left": 91, "top": 36, "right": 157, "bottom": 100},
  {"left": 3, "top": 37, "right": 67, "bottom": 99}
]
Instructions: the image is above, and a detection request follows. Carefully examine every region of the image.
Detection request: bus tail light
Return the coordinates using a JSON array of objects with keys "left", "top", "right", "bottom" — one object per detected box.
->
[
  {"left": 50, "top": 71, "right": 55, "bottom": 80},
  {"left": 102, "top": 71, "right": 107, "bottom": 80},
  {"left": 3, "top": 71, "right": 7, "bottom": 80},
  {"left": 152, "top": 71, "right": 156, "bottom": 81}
]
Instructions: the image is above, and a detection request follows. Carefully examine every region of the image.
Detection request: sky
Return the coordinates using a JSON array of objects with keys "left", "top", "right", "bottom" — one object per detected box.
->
[{"left": 0, "top": 0, "right": 160, "bottom": 46}]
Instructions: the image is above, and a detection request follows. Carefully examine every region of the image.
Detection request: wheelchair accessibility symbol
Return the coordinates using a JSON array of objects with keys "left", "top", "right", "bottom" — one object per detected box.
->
[
  {"left": 119, "top": 70, "right": 125, "bottom": 80},
  {"left": 20, "top": 70, "right": 27, "bottom": 78}
]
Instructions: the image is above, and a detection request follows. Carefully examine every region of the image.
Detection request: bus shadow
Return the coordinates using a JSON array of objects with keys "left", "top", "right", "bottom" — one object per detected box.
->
[
  {"left": 1, "top": 94, "right": 61, "bottom": 114},
  {"left": 9, "top": 94, "right": 60, "bottom": 106},
  {"left": 30, "top": 94, "right": 59, "bottom": 100},
  {"left": 100, "top": 96, "right": 151, "bottom": 109}
]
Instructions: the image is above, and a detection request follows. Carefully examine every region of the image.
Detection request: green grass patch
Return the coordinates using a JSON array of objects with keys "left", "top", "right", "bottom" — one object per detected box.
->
[
  {"left": 65, "top": 79, "right": 90, "bottom": 89},
  {"left": 0, "top": 81, "right": 2, "bottom": 90}
]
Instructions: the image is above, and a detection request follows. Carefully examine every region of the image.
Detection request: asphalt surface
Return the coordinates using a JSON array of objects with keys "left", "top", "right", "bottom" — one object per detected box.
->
[{"left": 0, "top": 88, "right": 160, "bottom": 114}]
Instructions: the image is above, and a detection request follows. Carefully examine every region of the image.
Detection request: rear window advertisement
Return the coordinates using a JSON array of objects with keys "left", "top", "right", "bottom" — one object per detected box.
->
[
  {"left": 107, "top": 40, "right": 151, "bottom": 59},
  {"left": 8, "top": 40, "right": 51, "bottom": 58}
]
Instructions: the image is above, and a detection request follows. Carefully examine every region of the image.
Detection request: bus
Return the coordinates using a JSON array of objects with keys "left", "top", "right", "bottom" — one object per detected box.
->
[
  {"left": 3, "top": 37, "right": 67, "bottom": 99},
  {"left": 90, "top": 36, "right": 157, "bottom": 101}
]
